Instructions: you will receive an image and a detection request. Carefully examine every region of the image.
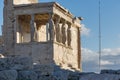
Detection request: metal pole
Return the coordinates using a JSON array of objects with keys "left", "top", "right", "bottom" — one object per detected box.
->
[{"left": 99, "top": 0, "right": 102, "bottom": 72}]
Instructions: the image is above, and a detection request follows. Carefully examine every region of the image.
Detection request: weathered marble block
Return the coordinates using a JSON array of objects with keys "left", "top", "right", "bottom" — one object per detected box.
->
[
  {"left": 9, "top": 56, "right": 33, "bottom": 70},
  {"left": 0, "top": 58, "right": 8, "bottom": 70},
  {"left": 53, "top": 70, "right": 69, "bottom": 80},
  {"left": 0, "top": 70, "right": 17, "bottom": 80},
  {"left": 33, "top": 64, "right": 53, "bottom": 75},
  {"left": 18, "top": 70, "right": 38, "bottom": 80},
  {"left": 0, "top": 56, "right": 33, "bottom": 70}
]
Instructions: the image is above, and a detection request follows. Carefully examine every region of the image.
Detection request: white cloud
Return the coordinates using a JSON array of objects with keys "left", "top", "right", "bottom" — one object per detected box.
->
[
  {"left": 81, "top": 47, "right": 120, "bottom": 72},
  {"left": 102, "top": 48, "right": 120, "bottom": 56},
  {"left": 81, "top": 48, "right": 99, "bottom": 72},
  {"left": 81, "top": 24, "right": 90, "bottom": 36},
  {"left": 81, "top": 48, "right": 98, "bottom": 62},
  {"left": 101, "top": 60, "right": 114, "bottom": 66}
]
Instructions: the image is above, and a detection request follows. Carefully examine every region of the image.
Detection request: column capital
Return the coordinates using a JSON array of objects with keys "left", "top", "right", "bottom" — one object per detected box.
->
[
  {"left": 62, "top": 19, "right": 67, "bottom": 25},
  {"left": 49, "top": 13, "right": 54, "bottom": 19},
  {"left": 56, "top": 16, "right": 61, "bottom": 23},
  {"left": 31, "top": 14, "right": 34, "bottom": 21}
]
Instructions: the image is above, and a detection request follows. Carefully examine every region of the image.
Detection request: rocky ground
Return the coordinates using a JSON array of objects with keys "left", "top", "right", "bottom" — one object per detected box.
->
[{"left": 0, "top": 55, "right": 120, "bottom": 80}]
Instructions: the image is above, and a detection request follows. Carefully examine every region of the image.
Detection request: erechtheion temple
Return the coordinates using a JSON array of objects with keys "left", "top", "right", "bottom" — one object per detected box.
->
[{"left": 2, "top": 0, "right": 82, "bottom": 72}]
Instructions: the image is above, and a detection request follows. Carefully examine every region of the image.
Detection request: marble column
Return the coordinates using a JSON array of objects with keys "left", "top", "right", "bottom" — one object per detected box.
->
[{"left": 77, "top": 27, "right": 81, "bottom": 69}]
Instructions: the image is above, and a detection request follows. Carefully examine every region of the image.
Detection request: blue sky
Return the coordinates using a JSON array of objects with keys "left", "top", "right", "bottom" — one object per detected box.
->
[{"left": 1, "top": 0, "right": 120, "bottom": 72}]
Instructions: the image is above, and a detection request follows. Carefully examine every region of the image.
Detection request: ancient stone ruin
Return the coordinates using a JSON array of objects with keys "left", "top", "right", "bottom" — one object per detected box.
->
[
  {"left": 3, "top": 0, "right": 82, "bottom": 71},
  {"left": 0, "top": 0, "right": 82, "bottom": 80},
  {"left": 1, "top": 0, "right": 120, "bottom": 80}
]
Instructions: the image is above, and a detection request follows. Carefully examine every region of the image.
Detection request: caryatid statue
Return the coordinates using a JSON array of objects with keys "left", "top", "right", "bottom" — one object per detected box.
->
[
  {"left": 30, "top": 15, "right": 38, "bottom": 42},
  {"left": 61, "top": 21, "right": 67, "bottom": 44},
  {"left": 48, "top": 13, "right": 55, "bottom": 41}
]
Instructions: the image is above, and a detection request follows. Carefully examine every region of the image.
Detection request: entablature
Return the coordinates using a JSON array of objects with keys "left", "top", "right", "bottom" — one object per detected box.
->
[{"left": 13, "top": 2, "right": 81, "bottom": 27}]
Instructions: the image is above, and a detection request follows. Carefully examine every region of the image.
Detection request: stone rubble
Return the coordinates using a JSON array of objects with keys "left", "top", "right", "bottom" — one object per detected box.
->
[
  {"left": 3, "top": 0, "right": 82, "bottom": 72},
  {"left": 0, "top": 56, "right": 70, "bottom": 80},
  {"left": 0, "top": 56, "right": 120, "bottom": 80},
  {"left": 18, "top": 70, "right": 38, "bottom": 80},
  {"left": 0, "top": 56, "right": 33, "bottom": 70},
  {"left": 101, "top": 69, "right": 120, "bottom": 74},
  {"left": 79, "top": 74, "right": 120, "bottom": 80},
  {"left": 1, "top": 0, "right": 120, "bottom": 80},
  {"left": 0, "top": 70, "right": 17, "bottom": 80}
]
